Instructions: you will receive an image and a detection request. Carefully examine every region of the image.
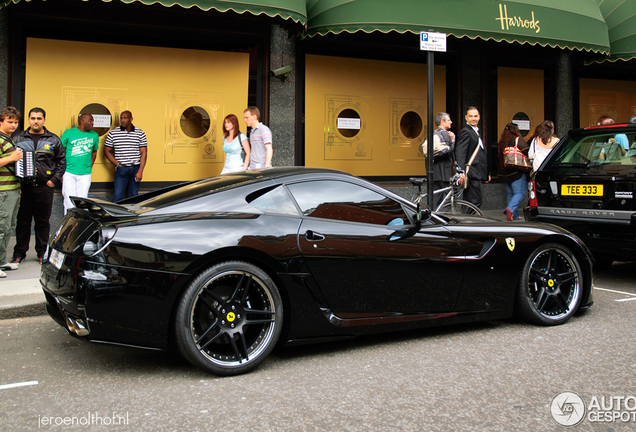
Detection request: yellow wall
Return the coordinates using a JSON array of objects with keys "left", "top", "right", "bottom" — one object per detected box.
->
[
  {"left": 305, "top": 54, "right": 446, "bottom": 176},
  {"left": 25, "top": 38, "right": 249, "bottom": 182},
  {"left": 579, "top": 78, "right": 636, "bottom": 127},
  {"left": 498, "top": 66, "right": 544, "bottom": 139}
]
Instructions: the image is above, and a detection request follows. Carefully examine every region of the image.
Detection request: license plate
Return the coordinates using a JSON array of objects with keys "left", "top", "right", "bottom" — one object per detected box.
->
[
  {"left": 561, "top": 184, "right": 603, "bottom": 196},
  {"left": 49, "top": 249, "right": 65, "bottom": 270}
]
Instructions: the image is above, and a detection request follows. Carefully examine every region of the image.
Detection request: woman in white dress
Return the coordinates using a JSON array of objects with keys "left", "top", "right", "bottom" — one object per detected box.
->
[{"left": 221, "top": 114, "right": 250, "bottom": 174}]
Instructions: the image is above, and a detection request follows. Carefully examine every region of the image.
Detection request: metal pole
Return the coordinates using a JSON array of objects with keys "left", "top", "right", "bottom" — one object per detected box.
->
[{"left": 426, "top": 48, "right": 434, "bottom": 209}]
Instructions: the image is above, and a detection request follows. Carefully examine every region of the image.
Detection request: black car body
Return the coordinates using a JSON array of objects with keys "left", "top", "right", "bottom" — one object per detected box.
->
[
  {"left": 41, "top": 167, "right": 593, "bottom": 375},
  {"left": 526, "top": 120, "right": 636, "bottom": 267}
]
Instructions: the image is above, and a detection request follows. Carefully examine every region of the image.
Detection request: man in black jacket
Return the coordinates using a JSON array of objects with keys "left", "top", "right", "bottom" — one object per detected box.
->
[
  {"left": 455, "top": 106, "right": 490, "bottom": 208},
  {"left": 11, "top": 108, "right": 66, "bottom": 264}
]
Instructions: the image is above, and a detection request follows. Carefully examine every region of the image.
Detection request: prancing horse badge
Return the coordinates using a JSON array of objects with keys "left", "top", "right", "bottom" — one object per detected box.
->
[{"left": 506, "top": 237, "right": 515, "bottom": 251}]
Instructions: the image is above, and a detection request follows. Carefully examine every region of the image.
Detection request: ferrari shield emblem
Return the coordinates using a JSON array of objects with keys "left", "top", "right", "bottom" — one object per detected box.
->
[{"left": 506, "top": 237, "right": 515, "bottom": 251}]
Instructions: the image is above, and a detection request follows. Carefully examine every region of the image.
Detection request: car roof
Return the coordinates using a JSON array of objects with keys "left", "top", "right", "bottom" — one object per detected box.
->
[{"left": 574, "top": 119, "right": 636, "bottom": 135}]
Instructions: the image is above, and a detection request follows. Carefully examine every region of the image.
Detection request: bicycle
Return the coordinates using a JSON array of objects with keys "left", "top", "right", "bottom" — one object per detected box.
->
[{"left": 410, "top": 164, "right": 484, "bottom": 216}]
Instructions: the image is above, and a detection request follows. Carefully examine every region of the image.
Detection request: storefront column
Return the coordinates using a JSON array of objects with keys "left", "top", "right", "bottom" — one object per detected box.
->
[
  {"left": 556, "top": 51, "right": 574, "bottom": 137},
  {"left": 460, "top": 42, "right": 483, "bottom": 114},
  {"left": 269, "top": 23, "right": 296, "bottom": 167},
  {"left": 0, "top": 8, "right": 8, "bottom": 108}
]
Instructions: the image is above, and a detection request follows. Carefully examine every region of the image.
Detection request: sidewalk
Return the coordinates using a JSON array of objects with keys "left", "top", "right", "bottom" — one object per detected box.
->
[{"left": 0, "top": 235, "right": 46, "bottom": 319}]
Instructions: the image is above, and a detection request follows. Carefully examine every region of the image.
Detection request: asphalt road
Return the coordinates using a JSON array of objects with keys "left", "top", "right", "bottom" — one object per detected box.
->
[{"left": 1, "top": 264, "right": 635, "bottom": 431}]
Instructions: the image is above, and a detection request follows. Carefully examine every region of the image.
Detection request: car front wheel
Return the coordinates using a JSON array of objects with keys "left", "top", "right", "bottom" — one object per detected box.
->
[
  {"left": 175, "top": 261, "right": 283, "bottom": 376},
  {"left": 516, "top": 243, "right": 583, "bottom": 326}
]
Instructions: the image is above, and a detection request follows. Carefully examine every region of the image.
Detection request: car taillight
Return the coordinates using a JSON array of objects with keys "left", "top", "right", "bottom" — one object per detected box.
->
[
  {"left": 528, "top": 180, "right": 538, "bottom": 208},
  {"left": 83, "top": 225, "right": 117, "bottom": 256}
]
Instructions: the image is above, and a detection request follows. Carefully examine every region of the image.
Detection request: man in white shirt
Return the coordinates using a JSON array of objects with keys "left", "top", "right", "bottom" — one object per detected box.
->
[{"left": 243, "top": 107, "right": 272, "bottom": 169}]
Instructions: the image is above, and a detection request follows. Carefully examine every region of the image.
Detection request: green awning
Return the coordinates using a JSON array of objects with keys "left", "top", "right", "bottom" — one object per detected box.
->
[
  {"left": 306, "top": 0, "right": 610, "bottom": 53},
  {"left": 0, "top": 0, "right": 307, "bottom": 25},
  {"left": 595, "top": 0, "right": 636, "bottom": 62}
]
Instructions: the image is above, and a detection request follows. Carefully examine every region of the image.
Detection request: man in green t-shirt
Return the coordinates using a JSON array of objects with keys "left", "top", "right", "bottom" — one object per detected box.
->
[
  {"left": 0, "top": 107, "right": 24, "bottom": 277},
  {"left": 61, "top": 113, "right": 99, "bottom": 214}
]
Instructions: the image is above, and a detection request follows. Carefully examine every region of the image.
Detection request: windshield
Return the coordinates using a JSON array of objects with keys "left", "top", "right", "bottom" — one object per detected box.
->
[{"left": 545, "top": 131, "right": 636, "bottom": 172}]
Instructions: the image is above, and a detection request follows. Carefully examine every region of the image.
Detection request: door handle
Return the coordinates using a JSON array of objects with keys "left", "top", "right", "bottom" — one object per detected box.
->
[{"left": 305, "top": 230, "right": 325, "bottom": 241}]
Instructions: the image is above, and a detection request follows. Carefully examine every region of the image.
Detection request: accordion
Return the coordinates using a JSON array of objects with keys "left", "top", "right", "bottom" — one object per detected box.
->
[{"left": 16, "top": 150, "right": 36, "bottom": 181}]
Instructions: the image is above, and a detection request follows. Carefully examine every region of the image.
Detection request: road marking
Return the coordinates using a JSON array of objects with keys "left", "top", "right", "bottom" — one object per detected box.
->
[
  {"left": 595, "top": 287, "right": 636, "bottom": 302},
  {"left": 0, "top": 381, "right": 38, "bottom": 390},
  {"left": 615, "top": 297, "right": 636, "bottom": 303}
]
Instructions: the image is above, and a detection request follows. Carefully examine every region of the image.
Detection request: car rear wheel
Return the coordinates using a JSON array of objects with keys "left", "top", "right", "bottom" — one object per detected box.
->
[
  {"left": 174, "top": 261, "right": 283, "bottom": 376},
  {"left": 516, "top": 243, "right": 583, "bottom": 326}
]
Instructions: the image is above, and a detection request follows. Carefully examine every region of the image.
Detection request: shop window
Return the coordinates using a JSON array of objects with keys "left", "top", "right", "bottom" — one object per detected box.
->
[
  {"left": 400, "top": 111, "right": 423, "bottom": 139},
  {"left": 80, "top": 103, "right": 112, "bottom": 137},
  {"left": 512, "top": 112, "right": 531, "bottom": 137},
  {"left": 337, "top": 109, "right": 361, "bottom": 138},
  {"left": 180, "top": 106, "right": 210, "bottom": 139}
]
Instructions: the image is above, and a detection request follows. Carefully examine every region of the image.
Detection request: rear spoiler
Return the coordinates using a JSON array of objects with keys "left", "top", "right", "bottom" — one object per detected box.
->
[{"left": 70, "top": 197, "right": 137, "bottom": 218}]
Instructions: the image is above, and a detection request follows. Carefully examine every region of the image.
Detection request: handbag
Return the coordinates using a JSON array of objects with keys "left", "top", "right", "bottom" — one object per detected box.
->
[{"left": 503, "top": 137, "right": 532, "bottom": 172}]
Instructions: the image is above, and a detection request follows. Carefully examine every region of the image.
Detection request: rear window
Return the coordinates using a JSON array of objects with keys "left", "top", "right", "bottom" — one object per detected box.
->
[
  {"left": 136, "top": 174, "right": 254, "bottom": 209},
  {"left": 545, "top": 130, "right": 636, "bottom": 173}
]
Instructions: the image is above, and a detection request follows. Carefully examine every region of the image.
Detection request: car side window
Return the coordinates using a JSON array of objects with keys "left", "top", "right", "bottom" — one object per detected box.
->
[
  {"left": 287, "top": 180, "right": 408, "bottom": 225},
  {"left": 246, "top": 185, "right": 299, "bottom": 216}
]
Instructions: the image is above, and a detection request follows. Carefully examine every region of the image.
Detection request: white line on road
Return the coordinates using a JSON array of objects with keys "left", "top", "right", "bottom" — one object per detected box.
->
[
  {"left": 0, "top": 381, "right": 38, "bottom": 390},
  {"left": 595, "top": 287, "right": 636, "bottom": 302},
  {"left": 615, "top": 297, "right": 636, "bottom": 303}
]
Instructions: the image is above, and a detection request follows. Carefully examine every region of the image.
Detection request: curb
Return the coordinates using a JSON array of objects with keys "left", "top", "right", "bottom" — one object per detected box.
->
[
  {"left": 0, "top": 296, "right": 47, "bottom": 320},
  {"left": 0, "top": 293, "right": 47, "bottom": 319}
]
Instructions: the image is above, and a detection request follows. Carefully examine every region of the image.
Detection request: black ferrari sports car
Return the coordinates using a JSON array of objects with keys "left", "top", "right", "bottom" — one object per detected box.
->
[{"left": 41, "top": 167, "right": 593, "bottom": 376}]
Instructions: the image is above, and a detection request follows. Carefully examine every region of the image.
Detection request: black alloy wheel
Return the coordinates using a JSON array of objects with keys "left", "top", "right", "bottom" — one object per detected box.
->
[
  {"left": 516, "top": 243, "right": 583, "bottom": 326},
  {"left": 175, "top": 261, "right": 283, "bottom": 376}
]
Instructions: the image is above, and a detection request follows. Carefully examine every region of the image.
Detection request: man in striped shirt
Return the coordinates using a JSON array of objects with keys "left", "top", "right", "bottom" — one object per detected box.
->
[
  {"left": 104, "top": 110, "right": 148, "bottom": 202},
  {"left": 0, "top": 107, "right": 24, "bottom": 277}
]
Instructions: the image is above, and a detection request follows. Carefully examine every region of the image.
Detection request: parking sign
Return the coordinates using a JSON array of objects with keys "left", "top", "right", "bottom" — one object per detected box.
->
[{"left": 420, "top": 32, "right": 447, "bottom": 52}]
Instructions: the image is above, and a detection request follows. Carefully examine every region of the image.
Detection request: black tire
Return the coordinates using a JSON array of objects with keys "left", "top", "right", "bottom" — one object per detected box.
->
[
  {"left": 174, "top": 261, "right": 283, "bottom": 376},
  {"left": 437, "top": 199, "right": 484, "bottom": 216},
  {"left": 516, "top": 243, "right": 583, "bottom": 326}
]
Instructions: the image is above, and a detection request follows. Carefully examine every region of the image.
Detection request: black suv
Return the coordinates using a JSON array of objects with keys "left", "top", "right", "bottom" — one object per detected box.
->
[{"left": 525, "top": 119, "right": 636, "bottom": 268}]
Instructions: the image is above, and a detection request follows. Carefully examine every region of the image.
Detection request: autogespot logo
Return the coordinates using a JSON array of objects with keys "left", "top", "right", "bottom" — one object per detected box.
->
[{"left": 551, "top": 392, "right": 586, "bottom": 427}]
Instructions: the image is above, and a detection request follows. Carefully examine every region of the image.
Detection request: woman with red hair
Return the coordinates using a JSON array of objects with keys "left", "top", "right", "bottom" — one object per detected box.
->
[{"left": 221, "top": 114, "right": 250, "bottom": 174}]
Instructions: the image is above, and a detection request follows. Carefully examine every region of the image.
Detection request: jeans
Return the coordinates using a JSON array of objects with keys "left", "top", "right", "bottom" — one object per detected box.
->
[
  {"left": 0, "top": 189, "right": 20, "bottom": 264},
  {"left": 62, "top": 172, "right": 92, "bottom": 214},
  {"left": 113, "top": 165, "right": 140, "bottom": 202},
  {"left": 504, "top": 173, "right": 528, "bottom": 220}
]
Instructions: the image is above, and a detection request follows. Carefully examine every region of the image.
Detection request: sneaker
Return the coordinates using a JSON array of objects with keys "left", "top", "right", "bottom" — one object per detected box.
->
[
  {"left": 1, "top": 260, "right": 19, "bottom": 270},
  {"left": 0, "top": 269, "right": 6, "bottom": 278}
]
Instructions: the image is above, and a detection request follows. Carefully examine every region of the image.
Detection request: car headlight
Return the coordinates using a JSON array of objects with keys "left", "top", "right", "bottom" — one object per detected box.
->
[{"left": 83, "top": 225, "right": 118, "bottom": 256}]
